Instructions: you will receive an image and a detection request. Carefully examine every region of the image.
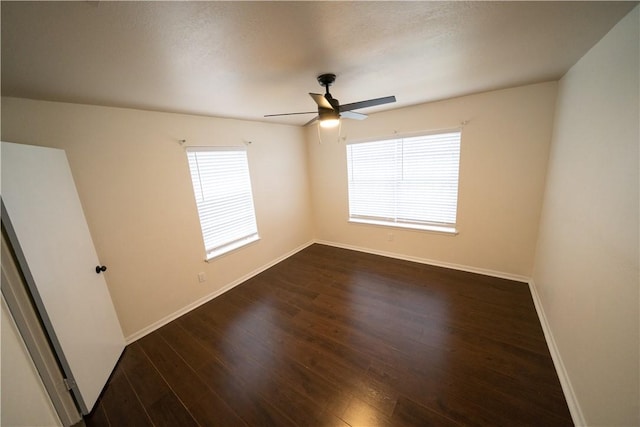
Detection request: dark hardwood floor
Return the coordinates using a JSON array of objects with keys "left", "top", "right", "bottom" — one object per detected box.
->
[{"left": 85, "top": 244, "right": 573, "bottom": 426}]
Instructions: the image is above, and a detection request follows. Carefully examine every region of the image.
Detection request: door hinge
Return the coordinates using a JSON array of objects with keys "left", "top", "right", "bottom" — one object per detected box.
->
[{"left": 63, "top": 378, "right": 76, "bottom": 391}]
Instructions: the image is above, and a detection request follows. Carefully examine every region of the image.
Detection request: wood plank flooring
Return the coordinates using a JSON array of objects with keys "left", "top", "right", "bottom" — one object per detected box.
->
[{"left": 84, "top": 244, "right": 573, "bottom": 426}]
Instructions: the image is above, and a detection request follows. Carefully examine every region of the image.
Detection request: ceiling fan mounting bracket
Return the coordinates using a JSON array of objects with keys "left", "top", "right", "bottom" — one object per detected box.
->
[{"left": 317, "top": 73, "right": 336, "bottom": 88}]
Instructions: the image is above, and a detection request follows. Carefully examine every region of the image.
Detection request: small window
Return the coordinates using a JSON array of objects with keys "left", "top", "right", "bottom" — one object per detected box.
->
[
  {"left": 186, "top": 147, "right": 259, "bottom": 260},
  {"left": 346, "top": 131, "right": 461, "bottom": 233}
]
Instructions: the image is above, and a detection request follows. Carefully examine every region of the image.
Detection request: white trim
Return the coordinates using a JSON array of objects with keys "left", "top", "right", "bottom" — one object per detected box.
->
[
  {"left": 124, "top": 237, "right": 582, "bottom": 426},
  {"left": 314, "top": 239, "right": 529, "bottom": 283},
  {"left": 125, "top": 240, "right": 314, "bottom": 343},
  {"left": 205, "top": 234, "right": 260, "bottom": 261},
  {"left": 126, "top": 238, "right": 527, "bottom": 343},
  {"left": 528, "top": 279, "right": 585, "bottom": 426},
  {"left": 348, "top": 218, "right": 458, "bottom": 235},
  {"left": 316, "top": 239, "right": 583, "bottom": 423}
]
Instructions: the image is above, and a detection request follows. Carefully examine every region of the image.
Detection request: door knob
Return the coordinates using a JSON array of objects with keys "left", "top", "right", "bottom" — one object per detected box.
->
[{"left": 95, "top": 265, "right": 107, "bottom": 274}]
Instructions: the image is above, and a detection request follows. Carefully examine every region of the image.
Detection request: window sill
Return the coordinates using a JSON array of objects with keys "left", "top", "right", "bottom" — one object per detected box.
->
[
  {"left": 348, "top": 218, "right": 458, "bottom": 235},
  {"left": 205, "top": 234, "right": 260, "bottom": 262}
]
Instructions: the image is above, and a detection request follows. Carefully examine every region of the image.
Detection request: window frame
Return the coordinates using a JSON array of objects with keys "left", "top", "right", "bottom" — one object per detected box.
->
[
  {"left": 345, "top": 130, "right": 462, "bottom": 235},
  {"left": 186, "top": 146, "right": 260, "bottom": 261}
]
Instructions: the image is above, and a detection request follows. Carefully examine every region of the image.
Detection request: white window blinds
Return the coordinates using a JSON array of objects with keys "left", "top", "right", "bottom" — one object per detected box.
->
[
  {"left": 187, "top": 147, "right": 259, "bottom": 259},
  {"left": 346, "top": 131, "right": 461, "bottom": 231}
]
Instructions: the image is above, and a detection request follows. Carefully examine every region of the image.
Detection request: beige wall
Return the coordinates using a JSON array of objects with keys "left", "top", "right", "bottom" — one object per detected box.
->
[
  {"left": 0, "top": 99, "right": 314, "bottom": 339},
  {"left": 1, "top": 297, "right": 62, "bottom": 427},
  {"left": 306, "top": 82, "right": 557, "bottom": 279},
  {"left": 1, "top": 9, "right": 636, "bottom": 426},
  {"left": 532, "top": 6, "right": 639, "bottom": 426}
]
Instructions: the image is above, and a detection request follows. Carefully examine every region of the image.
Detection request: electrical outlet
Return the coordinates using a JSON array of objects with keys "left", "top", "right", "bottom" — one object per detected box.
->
[
  {"left": 197, "top": 272, "right": 206, "bottom": 283},
  {"left": 387, "top": 232, "right": 394, "bottom": 241}
]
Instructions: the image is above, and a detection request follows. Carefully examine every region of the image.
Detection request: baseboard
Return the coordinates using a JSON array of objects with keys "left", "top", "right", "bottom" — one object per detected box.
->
[
  {"left": 314, "top": 239, "right": 530, "bottom": 283},
  {"left": 124, "top": 238, "right": 584, "bottom": 425},
  {"left": 125, "top": 238, "right": 525, "bottom": 343},
  {"left": 314, "top": 239, "right": 584, "bottom": 424},
  {"left": 528, "top": 279, "right": 585, "bottom": 426},
  {"left": 124, "top": 240, "right": 315, "bottom": 343}
]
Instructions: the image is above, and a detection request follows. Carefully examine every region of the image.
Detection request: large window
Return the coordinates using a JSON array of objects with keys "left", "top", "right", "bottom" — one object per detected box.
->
[
  {"left": 186, "top": 147, "right": 259, "bottom": 260},
  {"left": 346, "top": 131, "right": 461, "bottom": 233}
]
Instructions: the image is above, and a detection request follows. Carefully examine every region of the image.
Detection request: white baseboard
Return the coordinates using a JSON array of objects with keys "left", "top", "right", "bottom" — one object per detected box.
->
[
  {"left": 316, "top": 240, "right": 584, "bottom": 424},
  {"left": 528, "top": 279, "right": 585, "bottom": 426},
  {"left": 314, "top": 239, "right": 530, "bottom": 283},
  {"left": 124, "top": 239, "right": 584, "bottom": 427},
  {"left": 124, "top": 240, "right": 315, "bottom": 343}
]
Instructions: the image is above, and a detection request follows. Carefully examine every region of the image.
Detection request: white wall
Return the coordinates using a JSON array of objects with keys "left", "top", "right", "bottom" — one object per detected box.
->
[
  {"left": 1, "top": 297, "right": 62, "bottom": 427},
  {"left": 306, "top": 82, "right": 557, "bottom": 279},
  {"left": 532, "top": 6, "right": 639, "bottom": 426},
  {"left": 0, "top": 99, "right": 314, "bottom": 339}
]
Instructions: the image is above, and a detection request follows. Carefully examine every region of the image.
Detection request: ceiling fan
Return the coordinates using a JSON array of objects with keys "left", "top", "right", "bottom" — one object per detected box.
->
[{"left": 265, "top": 73, "right": 396, "bottom": 127}]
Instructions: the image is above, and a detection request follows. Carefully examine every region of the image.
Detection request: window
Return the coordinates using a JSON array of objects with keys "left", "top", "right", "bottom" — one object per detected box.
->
[
  {"left": 186, "top": 147, "right": 259, "bottom": 260},
  {"left": 346, "top": 131, "right": 461, "bottom": 233}
]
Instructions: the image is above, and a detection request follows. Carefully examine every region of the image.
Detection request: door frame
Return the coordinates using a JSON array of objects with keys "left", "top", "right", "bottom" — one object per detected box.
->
[{"left": 1, "top": 203, "right": 83, "bottom": 426}]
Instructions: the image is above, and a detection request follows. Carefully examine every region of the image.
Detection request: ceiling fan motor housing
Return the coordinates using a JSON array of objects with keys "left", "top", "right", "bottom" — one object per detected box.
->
[{"left": 319, "top": 107, "right": 340, "bottom": 121}]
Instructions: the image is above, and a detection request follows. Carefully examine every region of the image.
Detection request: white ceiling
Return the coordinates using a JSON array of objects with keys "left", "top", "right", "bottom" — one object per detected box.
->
[{"left": 1, "top": 1, "right": 636, "bottom": 126}]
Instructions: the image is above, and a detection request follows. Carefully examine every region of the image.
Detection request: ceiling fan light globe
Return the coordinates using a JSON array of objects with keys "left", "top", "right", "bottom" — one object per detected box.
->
[{"left": 320, "top": 118, "right": 340, "bottom": 128}]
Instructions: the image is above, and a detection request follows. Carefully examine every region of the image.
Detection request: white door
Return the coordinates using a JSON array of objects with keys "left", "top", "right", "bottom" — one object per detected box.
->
[{"left": 1, "top": 141, "right": 125, "bottom": 414}]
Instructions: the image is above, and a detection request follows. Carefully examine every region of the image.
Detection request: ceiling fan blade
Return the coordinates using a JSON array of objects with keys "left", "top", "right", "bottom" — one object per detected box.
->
[
  {"left": 340, "top": 111, "right": 367, "bottom": 121},
  {"left": 264, "top": 111, "right": 317, "bottom": 117},
  {"left": 339, "top": 96, "right": 396, "bottom": 112},
  {"left": 309, "top": 93, "right": 334, "bottom": 110},
  {"left": 304, "top": 116, "right": 319, "bottom": 126}
]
